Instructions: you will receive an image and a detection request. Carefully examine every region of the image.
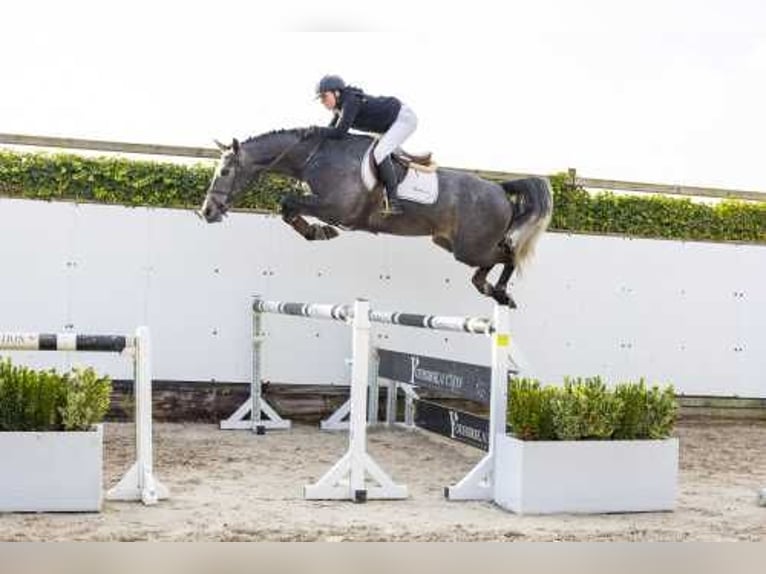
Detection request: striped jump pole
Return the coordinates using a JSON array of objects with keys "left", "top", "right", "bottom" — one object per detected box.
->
[
  {"left": 244, "top": 296, "right": 511, "bottom": 504},
  {"left": 245, "top": 298, "right": 407, "bottom": 502},
  {"left": 245, "top": 300, "right": 495, "bottom": 433},
  {"left": 0, "top": 328, "right": 168, "bottom": 506},
  {"left": 371, "top": 305, "right": 512, "bottom": 501}
]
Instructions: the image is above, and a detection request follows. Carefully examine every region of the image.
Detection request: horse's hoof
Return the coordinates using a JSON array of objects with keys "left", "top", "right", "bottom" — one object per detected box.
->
[
  {"left": 492, "top": 291, "right": 510, "bottom": 306},
  {"left": 322, "top": 226, "right": 340, "bottom": 240},
  {"left": 493, "top": 289, "right": 517, "bottom": 308},
  {"left": 309, "top": 224, "right": 339, "bottom": 241}
]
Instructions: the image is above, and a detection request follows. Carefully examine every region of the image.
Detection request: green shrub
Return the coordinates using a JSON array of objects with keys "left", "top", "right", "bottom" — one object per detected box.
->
[
  {"left": 0, "top": 149, "right": 302, "bottom": 212},
  {"left": 550, "top": 377, "right": 623, "bottom": 440},
  {"left": 645, "top": 384, "right": 678, "bottom": 439},
  {"left": 613, "top": 379, "right": 650, "bottom": 439},
  {"left": 0, "top": 358, "right": 111, "bottom": 431},
  {"left": 507, "top": 378, "right": 556, "bottom": 440},
  {"left": 613, "top": 379, "right": 678, "bottom": 439},
  {"left": 507, "top": 375, "right": 677, "bottom": 441},
  {"left": 59, "top": 367, "right": 113, "bottom": 431},
  {"left": 547, "top": 173, "right": 766, "bottom": 243},
  {"left": 0, "top": 150, "right": 763, "bottom": 244}
]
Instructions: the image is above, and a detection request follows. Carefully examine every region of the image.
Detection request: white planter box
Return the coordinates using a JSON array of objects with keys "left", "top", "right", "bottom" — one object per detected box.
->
[
  {"left": 494, "top": 434, "right": 678, "bottom": 514},
  {"left": 0, "top": 425, "right": 103, "bottom": 512}
]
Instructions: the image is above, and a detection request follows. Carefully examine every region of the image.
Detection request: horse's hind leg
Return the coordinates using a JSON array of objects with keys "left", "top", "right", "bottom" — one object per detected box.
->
[
  {"left": 471, "top": 267, "right": 495, "bottom": 298},
  {"left": 490, "top": 244, "right": 517, "bottom": 308},
  {"left": 469, "top": 251, "right": 517, "bottom": 307},
  {"left": 492, "top": 261, "right": 517, "bottom": 308},
  {"left": 465, "top": 244, "right": 517, "bottom": 307}
]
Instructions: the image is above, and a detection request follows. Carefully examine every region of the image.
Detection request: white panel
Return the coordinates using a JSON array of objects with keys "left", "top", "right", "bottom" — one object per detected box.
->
[
  {"left": 67, "top": 202, "right": 149, "bottom": 379},
  {"left": 0, "top": 198, "right": 71, "bottom": 371},
  {"left": 0, "top": 198, "right": 764, "bottom": 398},
  {"left": 508, "top": 234, "right": 766, "bottom": 397},
  {"left": 143, "top": 207, "right": 253, "bottom": 382}
]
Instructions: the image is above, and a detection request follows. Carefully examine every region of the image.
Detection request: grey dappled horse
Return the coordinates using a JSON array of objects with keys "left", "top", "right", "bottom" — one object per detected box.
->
[{"left": 200, "top": 128, "right": 553, "bottom": 307}]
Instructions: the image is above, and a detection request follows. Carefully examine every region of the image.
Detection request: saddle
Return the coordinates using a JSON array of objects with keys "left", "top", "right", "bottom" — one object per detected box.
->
[
  {"left": 392, "top": 149, "right": 437, "bottom": 173},
  {"left": 368, "top": 145, "right": 438, "bottom": 184},
  {"left": 362, "top": 142, "right": 440, "bottom": 205}
]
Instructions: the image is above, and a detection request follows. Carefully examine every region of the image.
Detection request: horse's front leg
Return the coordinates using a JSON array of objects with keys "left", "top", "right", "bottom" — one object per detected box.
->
[{"left": 280, "top": 195, "right": 340, "bottom": 241}]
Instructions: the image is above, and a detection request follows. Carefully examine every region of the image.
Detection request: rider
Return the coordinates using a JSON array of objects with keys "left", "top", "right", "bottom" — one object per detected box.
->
[{"left": 313, "top": 74, "right": 418, "bottom": 215}]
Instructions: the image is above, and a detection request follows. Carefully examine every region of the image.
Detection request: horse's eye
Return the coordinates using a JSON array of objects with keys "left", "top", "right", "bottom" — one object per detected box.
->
[{"left": 221, "top": 168, "right": 230, "bottom": 177}]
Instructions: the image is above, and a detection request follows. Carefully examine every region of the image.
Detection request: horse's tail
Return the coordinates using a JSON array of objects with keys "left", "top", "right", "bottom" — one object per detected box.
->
[{"left": 500, "top": 177, "right": 553, "bottom": 273}]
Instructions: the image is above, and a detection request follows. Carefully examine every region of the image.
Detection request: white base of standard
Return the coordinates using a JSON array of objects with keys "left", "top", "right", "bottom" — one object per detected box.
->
[
  {"left": 320, "top": 397, "right": 351, "bottom": 431},
  {"left": 219, "top": 398, "right": 292, "bottom": 432},
  {"left": 304, "top": 450, "right": 408, "bottom": 502},
  {"left": 106, "top": 461, "right": 170, "bottom": 505}
]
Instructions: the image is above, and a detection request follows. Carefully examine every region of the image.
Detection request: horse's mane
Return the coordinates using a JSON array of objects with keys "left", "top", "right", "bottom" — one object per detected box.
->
[{"left": 242, "top": 127, "right": 311, "bottom": 145}]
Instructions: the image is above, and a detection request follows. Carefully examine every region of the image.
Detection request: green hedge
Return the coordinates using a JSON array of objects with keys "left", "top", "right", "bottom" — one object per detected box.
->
[
  {"left": 0, "top": 358, "right": 112, "bottom": 432},
  {"left": 1, "top": 150, "right": 763, "bottom": 243},
  {"left": 548, "top": 173, "right": 766, "bottom": 243},
  {"left": 508, "top": 377, "right": 677, "bottom": 441},
  {"left": 0, "top": 149, "right": 299, "bottom": 211}
]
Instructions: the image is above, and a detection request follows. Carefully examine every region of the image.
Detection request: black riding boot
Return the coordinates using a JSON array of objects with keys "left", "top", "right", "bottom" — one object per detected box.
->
[{"left": 377, "top": 156, "right": 403, "bottom": 215}]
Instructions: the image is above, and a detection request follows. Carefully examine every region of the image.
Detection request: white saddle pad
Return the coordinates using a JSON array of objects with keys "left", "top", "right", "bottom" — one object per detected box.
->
[{"left": 361, "top": 144, "right": 439, "bottom": 205}]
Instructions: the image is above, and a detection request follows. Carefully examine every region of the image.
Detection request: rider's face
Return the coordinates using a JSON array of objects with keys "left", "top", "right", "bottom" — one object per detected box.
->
[{"left": 319, "top": 91, "right": 337, "bottom": 110}]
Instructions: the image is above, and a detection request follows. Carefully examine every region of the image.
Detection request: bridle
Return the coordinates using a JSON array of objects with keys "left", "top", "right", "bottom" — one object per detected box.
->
[{"left": 203, "top": 133, "right": 324, "bottom": 218}]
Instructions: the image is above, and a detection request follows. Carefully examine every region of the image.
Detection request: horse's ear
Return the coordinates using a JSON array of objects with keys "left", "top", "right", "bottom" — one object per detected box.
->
[
  {"left": 213, "top": 139, "right": 229, "bottom": 151},
  {"left": 232, "top": 138, "right": 240, "bottom": 154}
]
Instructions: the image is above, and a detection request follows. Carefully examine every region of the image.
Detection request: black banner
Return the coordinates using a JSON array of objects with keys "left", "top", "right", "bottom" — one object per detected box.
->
[
  {"left": 378, "top": 348, "right": 492, "bottom": 404},
  {"left": 414, "top": 400, "right": 489, "bottom": 451}
]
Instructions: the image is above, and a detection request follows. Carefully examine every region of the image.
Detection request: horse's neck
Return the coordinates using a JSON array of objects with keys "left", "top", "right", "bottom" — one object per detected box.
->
[{"left": 245, "top": 132, "right": 308, "bottom": 179}]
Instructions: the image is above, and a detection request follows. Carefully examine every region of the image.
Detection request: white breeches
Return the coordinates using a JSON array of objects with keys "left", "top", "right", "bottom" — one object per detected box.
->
[{"left": 373, "top": 104, "right": 418, "bottom": 164}]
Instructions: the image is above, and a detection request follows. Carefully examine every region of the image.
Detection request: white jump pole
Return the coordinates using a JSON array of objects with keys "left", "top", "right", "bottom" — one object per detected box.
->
[
  {"left": 444, "top": 304, "right": 511, "bottom": 501},
  {"left": 251, "top": 304, "right": 265, "bottom": 434},
  {"left": 107, "top": 326, "right": 169, "bottom": 505},
  {"left": 349, "top": 299, "right": 370, "bottom": 497},
  {"left": 304, "top": 299, "right": 408, "bottom": 502}
]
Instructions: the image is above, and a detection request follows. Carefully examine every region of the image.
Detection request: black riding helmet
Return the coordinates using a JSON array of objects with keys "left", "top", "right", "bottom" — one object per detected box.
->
[{"left": 315, "top": 74, "right": 346, "bottom": 97}]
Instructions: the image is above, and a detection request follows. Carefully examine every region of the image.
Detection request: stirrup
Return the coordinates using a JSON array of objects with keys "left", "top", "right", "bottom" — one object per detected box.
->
[{"left": 381, "top": 195, "right": 403, "bottom": 215}]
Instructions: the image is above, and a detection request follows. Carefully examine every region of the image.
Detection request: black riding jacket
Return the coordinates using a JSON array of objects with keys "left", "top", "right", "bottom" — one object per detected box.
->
[{"left": 322, "top": 87, "right": 402, "bottom": 138}]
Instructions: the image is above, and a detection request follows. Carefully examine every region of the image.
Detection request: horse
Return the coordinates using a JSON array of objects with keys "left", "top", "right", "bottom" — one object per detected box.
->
[{"left": 199, "top": 128, "right": 553, "bottom": 307}]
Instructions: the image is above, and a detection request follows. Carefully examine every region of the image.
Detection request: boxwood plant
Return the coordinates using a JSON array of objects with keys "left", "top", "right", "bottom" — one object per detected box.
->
[
  {"left": 507, "top": 376, "right": 677, "bottom": 440},
  {"left": 0, "top": 358, "right": 112, "bottom": 432}
]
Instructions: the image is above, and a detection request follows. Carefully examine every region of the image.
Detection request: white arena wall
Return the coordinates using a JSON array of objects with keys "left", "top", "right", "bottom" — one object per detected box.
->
[{"left": 0, "top": 197, "right": 763, "bottom": 399}]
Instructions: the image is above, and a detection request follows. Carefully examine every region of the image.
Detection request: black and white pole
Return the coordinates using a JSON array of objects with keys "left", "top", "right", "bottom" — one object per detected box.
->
[
  {"left": 226, "top": 295, "right": 514, "bottom": 504},
  {"left": 0, "top": 327, "right": 168, "bottom": 506}
]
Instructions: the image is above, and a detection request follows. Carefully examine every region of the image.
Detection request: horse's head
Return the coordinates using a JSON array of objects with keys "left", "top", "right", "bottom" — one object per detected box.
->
[
  {"left": 199, "top": 138, "right": 249, "bottom": 223},
  {"left": 199, "top": 129, "right": 311, "bottom": 222}
]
